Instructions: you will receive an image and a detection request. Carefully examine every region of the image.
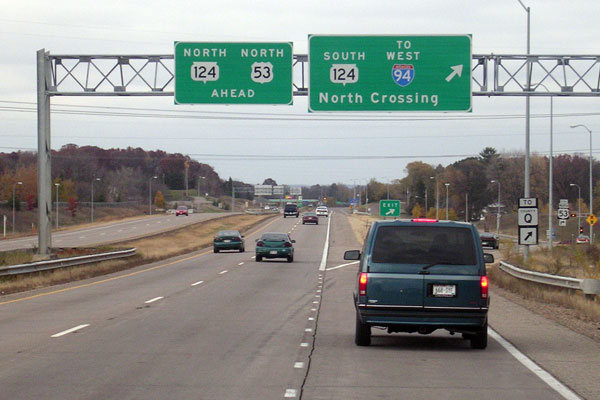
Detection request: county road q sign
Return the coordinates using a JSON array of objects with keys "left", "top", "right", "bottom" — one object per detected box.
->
[
  {"left": 174, "top": 42, "right": 293, "bottom": 104},
  {"left": 308, "top": 35, "right": 472, "bottom": 112}
]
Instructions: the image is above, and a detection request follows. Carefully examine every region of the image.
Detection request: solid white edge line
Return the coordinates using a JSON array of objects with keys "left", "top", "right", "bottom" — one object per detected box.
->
[
  {"left": 191, "top": 280, "right": 204, "bottom": 286},
  {"left": 318, "top": 211, "right": 333, "bottom": 271},
  {"left": 145, "top": 296, "right": 163, "bottom": 304},
  {"left": 326, "top": 261, "right": 360, "bottom": 271},
  {"left": 489, "top": 328, "right": 582, "bottom": 400},
  {"left": 51, "top": 324, "right": 90, "bottom": 338}
]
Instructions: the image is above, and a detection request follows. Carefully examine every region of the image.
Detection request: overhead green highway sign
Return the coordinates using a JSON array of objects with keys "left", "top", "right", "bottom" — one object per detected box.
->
[
  {"left": 174, "top": 42, "right": 293, "bottom": 104},
  {"left": 380, "top": 200, "right": 401, "bottom": 217},
  {"left": 308, "top": 35, "right": 471, "bottom": 112}
]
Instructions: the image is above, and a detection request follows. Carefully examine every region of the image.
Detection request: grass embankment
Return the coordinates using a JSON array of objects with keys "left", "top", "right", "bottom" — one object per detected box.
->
[
  {"left": 0, "top": 214, "right": 274, "bottom": 295},
  {"left": 490, "top": 240, "right": 600, "bottom": 323},
  {"left": 346, "top": 212, "right": 599, "bottom": 324}
]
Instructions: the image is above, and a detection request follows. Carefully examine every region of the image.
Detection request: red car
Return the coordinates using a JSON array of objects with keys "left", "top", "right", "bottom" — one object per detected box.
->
[
  {"left": 302, "top": 212, "right": 319, "bottom": 225},
  {"left": 175, "top": 206, "right": 189, "bottom": 216}
]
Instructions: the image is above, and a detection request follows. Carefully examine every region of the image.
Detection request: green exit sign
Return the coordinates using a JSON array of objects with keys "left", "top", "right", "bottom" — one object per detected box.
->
[
  {"left": 380, "top": 200, "right": 401, "bottom": 217},
  {"left": 308, "top": 35, "right": 472, "bottom": 112},
  {"left": 174, "top": 42, "right": 293, "bottom": 104}
]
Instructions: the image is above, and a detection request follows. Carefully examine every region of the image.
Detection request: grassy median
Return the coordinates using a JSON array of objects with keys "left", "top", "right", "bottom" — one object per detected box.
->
[{"left": 0, "top": 213, "right": 275, "bottom": 295}]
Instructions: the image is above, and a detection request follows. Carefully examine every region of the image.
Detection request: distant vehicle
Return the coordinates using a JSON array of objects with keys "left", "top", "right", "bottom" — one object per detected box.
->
[
  {"left": 213, "top": 230, "right": 245, "bottom": 253},
  {"left": 264, "top": 205, "right": 271, "bottom": 210},
  {"left": 345, "top": 218, "right": 494, "bottom": 349},
  {"left": 302, "top": 212, "right": 319, "bottom": 225},
  {"left": 175, "top": 206, "right": 189, "bottom": 216},
  {"left": 316, "top": 206, "right": 329, "bottom": 217},
  {"left": 283, "top": 204, "right": 299, "bottom": 218},
  {"left": 480, "top": 232, "right": 499, "bottom": 249},
  {"left": 575, "top": 234, "right": 590, "bottom": 244},
  {"left": 255, "top": 232, "right": 295, "bottom": 262}
]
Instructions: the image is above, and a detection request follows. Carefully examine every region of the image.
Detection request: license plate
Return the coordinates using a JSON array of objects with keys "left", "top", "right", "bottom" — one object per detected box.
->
[
  {"left": 270, "top": 250, "right": 278, "bottom": 255},
  {"left": 224, "top": 240, "right": 231, "bottom": 243},
  {"left": 432, "top": 284, "right": 456, "bottom": 297}
]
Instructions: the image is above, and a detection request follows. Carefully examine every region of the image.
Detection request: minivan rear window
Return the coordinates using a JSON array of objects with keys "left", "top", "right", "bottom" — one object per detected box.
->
[
  {"left": 285, "top": 205, "right": 297, "bottom": 210},
  {"left": 371, "top": 226, "right": 476, "bottom": 266}
]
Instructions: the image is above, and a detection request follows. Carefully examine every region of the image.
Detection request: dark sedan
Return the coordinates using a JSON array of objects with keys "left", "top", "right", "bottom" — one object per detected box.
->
[
  {"left": 480, "top": 232, "right": 499, "bottom": 249},
  {"left": 255, "top": 232, "right": 295, "bottom": 262},
  {"left": 213, "top": 230, "right": 245, "bottom": 253},
  {"left": 302, "top": 212, "right": 319, "bottom": 225}
]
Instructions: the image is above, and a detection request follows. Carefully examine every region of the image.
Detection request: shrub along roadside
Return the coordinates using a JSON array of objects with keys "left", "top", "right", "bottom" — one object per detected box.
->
[{"left": 0, "top": 214, "right": 275, "bottom": 296}]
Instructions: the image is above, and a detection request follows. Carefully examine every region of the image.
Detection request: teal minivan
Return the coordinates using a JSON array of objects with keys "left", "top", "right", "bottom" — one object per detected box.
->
[{"left": 345, "top": 218, "right": 494, "bottom": 349}]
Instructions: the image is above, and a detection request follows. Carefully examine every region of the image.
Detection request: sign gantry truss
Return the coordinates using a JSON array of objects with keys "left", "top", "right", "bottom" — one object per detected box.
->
[{"left": 45, "top": 52, "right": 600, "bottom": 97}]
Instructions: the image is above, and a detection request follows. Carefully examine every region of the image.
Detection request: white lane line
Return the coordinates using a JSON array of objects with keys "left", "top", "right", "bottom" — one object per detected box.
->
[
  {"left": 300, "top": 342, "right": 309, "bottom": 347},
  {"left": 219, "top": 270, "right": 228, "bottom": 275},
  {"left": 294, "top": 362, "right": 305, "bottom": 369},
  {"left": 284, "top": 389, "right": 297, "bottom": 398},
  {"left": 118, "top": 229, "right": 123, "bottom": 233},
  {"left": 305, "top": 328, "right": 313, "bottom": 332},
  {"left": 238, "top": 262, "right": 244, "bottom": 266},
  {"left": 311, "top": 308, "right": 317, "bottom": 312},
  {"left": 313, "top": 301, "right": 319, "bottom": 304},
  {"left": 100, "top": 232, "right": 106, "bottom": 236},
  {"left": 308, "top": 317, "right": 315, "bottom": 321},
  {"left": 191, "top": 280, "right": 204, "bottom": 286},
  {"left": 146, "top": 223, "right": 150, "bottom": 226},
  {"left": 318, "top": 211, "right": 333, "bottom": 271},
  {"left": 51, "top": 324, "right": 90, "bottom": 338},
  {"left": 78, "top": 236, "right": 85, "bottom": 239},
  {"left": 326, "top": 261, "right": 360, "bottom": 271},
  {"left": 145, "top": 296, "right": 163, "bottom": 304},
  {"left": 251, "top": 256, "right": 256, "bottom": 259},
  {"left": 489, "top": 328, "right": 582, "bottom": 400}
]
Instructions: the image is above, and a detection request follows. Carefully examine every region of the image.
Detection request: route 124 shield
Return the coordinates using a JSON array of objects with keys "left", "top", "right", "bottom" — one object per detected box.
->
[{"left": 392, "top": 64, "right": 414, "bottom": 87}]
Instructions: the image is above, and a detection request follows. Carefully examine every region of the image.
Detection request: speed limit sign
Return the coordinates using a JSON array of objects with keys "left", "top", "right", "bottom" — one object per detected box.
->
[{"left": 557, "top": 208, "right": 569, "bottom": 220}]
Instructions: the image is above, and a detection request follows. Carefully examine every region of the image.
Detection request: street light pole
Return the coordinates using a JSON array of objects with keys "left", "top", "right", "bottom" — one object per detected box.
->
[
  {"left": 54, "top": 183, "right": 60, "bottom": 229},
  {"left": 518, "top": 0, "right": 531, "bottom": 259},
  {"left": 536, "top": 83, "right": 553, "bottom": 250},
  {"left": 91, "top": 177, "right": 100, "bottom": 223},
  {"left": 570, "top": 183, "right": 582, "bottom": 235},
  {"left": 12, "top": 181, "right": 22, "bottom": 236},
  {"left": 570, "top": 124, "right": 593, "bottom": 244},
  {"left": 491, "top": 180, "right": 501, "bottom": 237},
  {"left": 444, "top": 183, "right": 450, "bottom": 219},
  {"left": 430, "top": 176, "right": 438, "bottom": 219},
  {"left": 149, "top": 176, "right": 157, "bottom": 215}
]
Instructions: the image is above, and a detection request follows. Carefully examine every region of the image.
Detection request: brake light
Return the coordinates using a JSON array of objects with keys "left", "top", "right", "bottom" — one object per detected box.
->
[
  {"left": 412, "top": 218, "right": 438, "bottom": 223},
  {"left": 480, "top": 276, "right": 489, "bottom": 299},
  {"left": 256, "top": 241, "right": 264, "bottom": 247},
  {"left": 358, "top": 273, "right": 368, "bottom": 296},
  {"left": 284, "top": 242, "right": 292, "bottom": 247}
]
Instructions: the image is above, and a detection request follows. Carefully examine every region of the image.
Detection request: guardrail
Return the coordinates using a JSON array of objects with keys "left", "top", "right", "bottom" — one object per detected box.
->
[
  {"left": 0, "top": 248, "right": 137, "bottom": 277},
  {"left": 244, "top": 209, "right": 280, "bottom": 215},
  {"left": 498, "top": 261, "right": 600, "bottom": 299}
]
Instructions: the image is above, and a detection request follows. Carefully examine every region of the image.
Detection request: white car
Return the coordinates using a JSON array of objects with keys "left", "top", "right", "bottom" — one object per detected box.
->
[{"left": 315, "top": 206, "right": 329, "bottom": 217}]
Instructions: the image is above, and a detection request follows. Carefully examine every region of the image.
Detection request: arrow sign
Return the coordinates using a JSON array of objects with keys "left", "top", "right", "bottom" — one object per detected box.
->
[
  {"left": 519, "top": 227, "right": 538, "bottom": 245},
  {"left": 385, "top": 208, "right": 395, "bottom": 216},
  {"left": 445, "top": 65, "right": 463, "bottom": 82}
]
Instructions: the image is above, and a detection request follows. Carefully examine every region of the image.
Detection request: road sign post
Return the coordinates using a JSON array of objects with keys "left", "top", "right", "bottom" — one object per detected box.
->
[
  {"left": 308, "top": 35, "right": 472, "bottom": 112},
  {"left": 380, "top": 200, "right": 400, "bottom": 217},
  {"left": 175, "top": 42, "right": 293, "bottom": 104}
]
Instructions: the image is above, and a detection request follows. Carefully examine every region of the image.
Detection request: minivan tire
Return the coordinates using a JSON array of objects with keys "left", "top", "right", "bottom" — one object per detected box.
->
[
  {"left": 287, "top": 255, "right": 294, "bottom": 263},
  {"left": 256, "top": 255, "right": 262, "bottom": 262},
  {"left": 355, "top": 313, "right": 371, "bottom": 346},
  {"left": 470, "top": 321, "right": 488, "bottom": 349}
]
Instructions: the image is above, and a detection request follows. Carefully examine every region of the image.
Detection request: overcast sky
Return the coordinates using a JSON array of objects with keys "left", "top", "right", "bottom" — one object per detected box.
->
[{"left": 1, "top": 0, "right": 599, "bottom": 186}]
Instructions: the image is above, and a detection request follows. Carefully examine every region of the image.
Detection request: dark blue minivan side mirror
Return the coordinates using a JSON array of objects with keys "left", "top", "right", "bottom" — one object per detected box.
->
[
  {"left": 344, "top": 250, "right": 361, "bottom": 260},
  {"left": 483, "top": 253, "right": 494, "bottom": 264}
]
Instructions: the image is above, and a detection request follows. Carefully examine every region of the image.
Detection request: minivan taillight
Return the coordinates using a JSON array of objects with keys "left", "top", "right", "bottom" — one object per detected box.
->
[
  {"left": 358, "top": 273, "right": 368, "bottom": 296},
  {"left": 256, "top": 241, "right": 264, "bottom": 247},
  {"left": 480, "top": 276, "right": 489, "bottom": 299}
]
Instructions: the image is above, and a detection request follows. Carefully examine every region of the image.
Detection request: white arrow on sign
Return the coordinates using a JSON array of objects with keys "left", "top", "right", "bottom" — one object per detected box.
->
[
  {"left": 385, "top": 208, "right": 395, "bottom": 216},
  {"left": 445, "top": 65, "right": 463, "bottom": 82}
]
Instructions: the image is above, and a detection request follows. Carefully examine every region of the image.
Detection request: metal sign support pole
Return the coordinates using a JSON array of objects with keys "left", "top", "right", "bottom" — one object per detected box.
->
[{"left": 37, "top": 49, "right": 52, "bottom": 255}]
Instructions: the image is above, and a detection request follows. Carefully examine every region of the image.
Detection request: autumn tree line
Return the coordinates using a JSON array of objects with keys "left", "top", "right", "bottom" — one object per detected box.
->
[
  {"left": 1, "top": 145, "right": 598, "bottom": 222},
  {"left": 0, "top": 144, "right": 248, "bottom": 212}
]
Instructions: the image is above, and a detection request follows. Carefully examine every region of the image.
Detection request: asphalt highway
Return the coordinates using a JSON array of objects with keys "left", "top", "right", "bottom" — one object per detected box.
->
[
  {"left": 0, "top": 211, "right": 598, "bottom": 399},
  {"left": 0, "top": 212, "right": 239, "bottom": 251}
]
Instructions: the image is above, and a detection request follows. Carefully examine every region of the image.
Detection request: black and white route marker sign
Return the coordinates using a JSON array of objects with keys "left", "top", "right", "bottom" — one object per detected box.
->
[{"left": 518, "top": 197, "right": 538, "bottom": 245}]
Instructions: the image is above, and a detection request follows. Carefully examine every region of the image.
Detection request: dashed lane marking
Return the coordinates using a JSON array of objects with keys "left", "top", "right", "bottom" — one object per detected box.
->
[
  {"left": 51, "top": 324, "right": 90, "bottom": 338},
  {"left": 191, "top": 281, "right": 204, "bottom": 286},
  {"left": 145, "top": 296, "right": 163, "bottom": 304}
]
